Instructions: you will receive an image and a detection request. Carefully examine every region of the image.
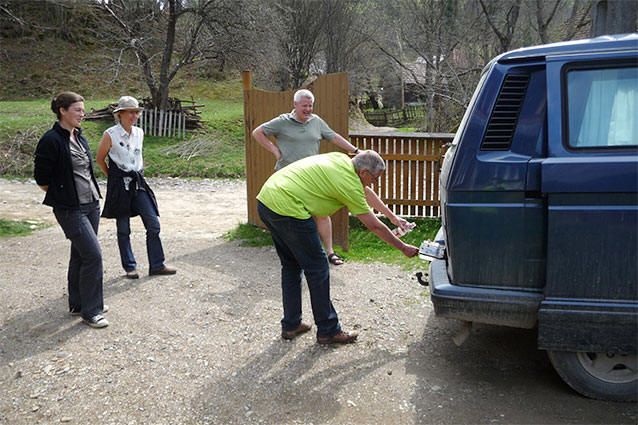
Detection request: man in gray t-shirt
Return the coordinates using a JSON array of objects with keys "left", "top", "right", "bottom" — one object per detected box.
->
[{"left": 252, "top": 89, "right": 360, "bottom": 265}]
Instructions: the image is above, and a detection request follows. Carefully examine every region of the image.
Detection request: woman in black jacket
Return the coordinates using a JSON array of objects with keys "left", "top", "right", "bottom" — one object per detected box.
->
[{"left": 34, "top": 92, "right": 108, "bottom": 328}]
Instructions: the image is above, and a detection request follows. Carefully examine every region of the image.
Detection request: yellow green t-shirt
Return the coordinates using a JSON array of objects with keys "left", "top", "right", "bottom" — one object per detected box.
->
[{"left": 256, "top": 152, "right": 371, "bottom": 219}]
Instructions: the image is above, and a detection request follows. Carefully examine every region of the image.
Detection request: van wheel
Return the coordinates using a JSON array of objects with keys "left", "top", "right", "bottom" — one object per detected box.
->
[{"left": 547, "top": 350, "right": 637, "bottom": 401}]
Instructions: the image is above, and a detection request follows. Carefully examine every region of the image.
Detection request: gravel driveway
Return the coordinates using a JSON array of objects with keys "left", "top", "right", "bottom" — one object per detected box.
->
[{"left": 0, "top": 178, "right": 636, "bottom": 424}]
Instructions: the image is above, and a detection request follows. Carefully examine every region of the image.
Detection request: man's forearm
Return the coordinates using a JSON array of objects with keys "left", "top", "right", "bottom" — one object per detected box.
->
[
  {"left": 365, "top": 187, "right": 399, "bottom": 223},
  {"left": 357, "top": 212, "right": 419, "bottom": 257},
  {"left": 330, "top": 134, "right": 358, "bottom": 154},
  {"left": 252, "top": 127, "right": 281, "bottom": 160},
  {"left": 357, "top": 212, "right": 403, "bottom": 249}
]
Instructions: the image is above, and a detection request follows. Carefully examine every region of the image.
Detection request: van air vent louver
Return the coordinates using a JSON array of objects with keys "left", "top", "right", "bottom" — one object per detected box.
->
[{"left": 480, "top": 74, "right": 530, "bottom": 151}]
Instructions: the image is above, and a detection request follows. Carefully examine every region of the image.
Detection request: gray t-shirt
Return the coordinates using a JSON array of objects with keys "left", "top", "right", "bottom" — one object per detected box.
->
[
  {"left": 68, "top": 135, "right": 99, "bottom": 204},
  {"left": 260, "top": 112, "right": 337, "bottom": 170}
]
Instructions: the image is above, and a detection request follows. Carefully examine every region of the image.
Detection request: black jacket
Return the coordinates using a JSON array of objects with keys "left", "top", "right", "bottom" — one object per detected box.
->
[
  {"left": 101, "top": 160, "right": 159, "bottom": 219},
  {"left": 34, "top": 122, "right": 102, "bottom": 209}
]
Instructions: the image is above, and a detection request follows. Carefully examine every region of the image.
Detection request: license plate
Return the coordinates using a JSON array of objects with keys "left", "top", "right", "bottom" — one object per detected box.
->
[{"left": 419, "top": 240, "right": 445, "bottom": 261}]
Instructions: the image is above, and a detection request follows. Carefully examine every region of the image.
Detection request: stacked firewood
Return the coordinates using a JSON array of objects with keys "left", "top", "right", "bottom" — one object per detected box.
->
[{"left": 84, "top": 98, "right": 205, "bottom": 130}]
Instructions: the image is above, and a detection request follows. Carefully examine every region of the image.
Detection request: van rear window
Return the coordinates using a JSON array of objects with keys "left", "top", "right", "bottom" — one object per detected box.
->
[{"left": 567, "top": 66, "right": 638, "bottom": 148}]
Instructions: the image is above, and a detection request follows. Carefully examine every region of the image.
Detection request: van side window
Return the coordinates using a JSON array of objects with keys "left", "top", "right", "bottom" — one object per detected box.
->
[{"left": 567, "top": 66, "right": 638, "bottom": 148}]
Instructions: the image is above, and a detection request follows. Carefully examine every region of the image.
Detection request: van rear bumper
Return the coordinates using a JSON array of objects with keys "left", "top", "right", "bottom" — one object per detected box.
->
[
  {"left": 429, "top": 259, "right": 543, "bottom": 329},
  {"left": 538, "top": 299, "right": 638, "bottom": 353}
]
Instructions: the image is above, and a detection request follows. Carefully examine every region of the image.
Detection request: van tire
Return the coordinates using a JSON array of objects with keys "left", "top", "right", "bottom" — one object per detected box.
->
[{"left": 547, "top": 350, "right": 637, "bottom": 402}]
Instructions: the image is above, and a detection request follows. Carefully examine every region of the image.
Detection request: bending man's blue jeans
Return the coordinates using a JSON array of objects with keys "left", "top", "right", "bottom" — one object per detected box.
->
[
  {"left": 116, "top": 189, "right": 165, "bottom": 272},
  {"left": 257, "top": 201, "right": 341, "bottom": 338},
  {"left": 53, "top": 201, "right": 104, "bottom": 320}
]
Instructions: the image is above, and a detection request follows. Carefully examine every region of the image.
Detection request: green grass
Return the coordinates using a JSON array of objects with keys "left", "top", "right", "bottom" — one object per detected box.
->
[
  {"left": 0, "top": 80, "right": 246, "bottom": 178},
  {"left": 0, "top": 218, "right": 50, "bottom": 238},
  {"left": 223, "top": 223, "right": 274, "bottom": 246},
  {"left": 224, "top": 216, "right": 440, "bottom": 270},
  {"left": 338, "top": 216, "right": 439, "bottom": 270}
]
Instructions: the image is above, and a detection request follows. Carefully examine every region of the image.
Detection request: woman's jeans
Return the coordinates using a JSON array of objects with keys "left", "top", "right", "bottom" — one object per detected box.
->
[
  {"left": 53, "top": 201, "right": 104, "bottom": 320},
  {"left": 257, "top": 201, "right": 341, "bottom": 338},
  {"left": 116, "top": 190, "right": 165, "bottom": 272}
]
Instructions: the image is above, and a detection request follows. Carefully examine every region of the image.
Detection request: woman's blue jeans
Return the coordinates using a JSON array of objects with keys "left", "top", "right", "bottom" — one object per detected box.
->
[
  {"left": 116, "top": 190, "right": 165, "bottom": 272},
  {"left": 53, "top": 201, "right": 104, "bottom": 320},
  {"left": 257, "top": 201, "right": 341, "bottom": 338}
]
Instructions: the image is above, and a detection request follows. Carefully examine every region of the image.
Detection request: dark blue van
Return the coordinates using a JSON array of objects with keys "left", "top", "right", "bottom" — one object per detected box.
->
[{"left": 421, "top": 34, "right": 638, "bottom": 401}]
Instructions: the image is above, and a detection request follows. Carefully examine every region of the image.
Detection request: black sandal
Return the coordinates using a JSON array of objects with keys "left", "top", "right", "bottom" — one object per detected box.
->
[{"left": 327, "top": 252, "right": 344, "bottom": 265}]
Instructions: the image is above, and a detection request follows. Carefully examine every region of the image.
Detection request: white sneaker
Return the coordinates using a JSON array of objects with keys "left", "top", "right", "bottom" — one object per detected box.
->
[{"left": 83, "top": 315, "right": 109, "bottom": 328}]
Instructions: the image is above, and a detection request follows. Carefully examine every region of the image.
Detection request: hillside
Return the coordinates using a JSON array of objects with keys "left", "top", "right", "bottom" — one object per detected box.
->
[{"left": 0, "top": 35, "right": 235, "bottom": 101}]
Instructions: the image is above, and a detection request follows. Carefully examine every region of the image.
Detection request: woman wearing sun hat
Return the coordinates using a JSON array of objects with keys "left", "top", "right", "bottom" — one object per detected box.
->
[
  {"left": 96, "top": 95, "right": 176, "bottom": 279},
  {"left": 34, "top": 91, "right": 109, "bottom": 328}
]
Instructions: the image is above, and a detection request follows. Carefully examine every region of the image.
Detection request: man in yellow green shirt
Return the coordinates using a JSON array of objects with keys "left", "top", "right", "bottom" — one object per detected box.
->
[{"left": 257, "top": 150, "right": 419, "bottom": 344}]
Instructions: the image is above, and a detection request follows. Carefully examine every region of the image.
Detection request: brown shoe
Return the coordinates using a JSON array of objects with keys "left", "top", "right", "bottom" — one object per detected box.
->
[
  {"left": 281, "top": 323, "right": 312, "bottom": 340},
  {"left": 149, "top": 266, "right": 177, "bottom": 276},
  {"left": 317, "top": 330, "right": 358, "bottom": 344},
  {"left": 126, "top": 270, "right": 139, "bottom": 279}
]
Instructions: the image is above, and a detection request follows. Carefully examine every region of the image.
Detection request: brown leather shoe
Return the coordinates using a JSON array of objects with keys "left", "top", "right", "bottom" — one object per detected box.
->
[
  {"left": 317, "top": 330, "right": 358, "bottom": 344},
  {"left": 281, "top": 323, "right": 312, "bottom": 340},
  {"left": 149, "top": 266, "right": 177, "bottom": 276}
]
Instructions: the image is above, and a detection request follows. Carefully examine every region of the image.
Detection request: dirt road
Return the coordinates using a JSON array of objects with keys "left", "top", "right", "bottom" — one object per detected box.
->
[{"left": 0, "top": 178, "right": 635, "bottom": 424}]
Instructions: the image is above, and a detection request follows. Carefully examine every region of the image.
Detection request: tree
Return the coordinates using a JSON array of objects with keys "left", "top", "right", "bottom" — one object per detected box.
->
[
  {"left": 478, "top": 0, "right": 523, "bottom": 52},
  {"left": 270, "top": 0, "right": 326, "bottom": 90},
  {"left": 319, "top": 0, "right": 381, "bottom": 100},
  {"left": 532, "top": 0, "right": 592, "bottom": 44},
  {"left": 590, "top": 0, "right": 638, "bottom": 36},
  {"left": 322, "top": 0, "right": 367, "bottom": 74},
  {"left": 373, "top": 0, "right": 483, "bottom": 131},
  {"left": 95, "top": 0, "right": 255, "bottom": 110}
]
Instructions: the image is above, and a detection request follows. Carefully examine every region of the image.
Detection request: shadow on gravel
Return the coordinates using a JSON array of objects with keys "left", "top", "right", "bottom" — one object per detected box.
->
[
  {"left": 171, "top": 242, "right": 283, "bottom": 312},
  {"left": 0, "top": 303, "right": 87, "bottom": 368},
  {"left": 194, "top": 339, "right": 409, "bottom": 424},
  {"left": 405, "top": 315, "right": 636, "bottom": 424},
  {"left": 0, "top": 274, "right": 155, "bottom": 368}
]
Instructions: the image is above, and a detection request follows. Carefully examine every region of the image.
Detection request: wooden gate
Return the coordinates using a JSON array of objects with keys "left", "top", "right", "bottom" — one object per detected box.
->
[{"left": 243, "top": 71, "right": 351, "bottom": 251}]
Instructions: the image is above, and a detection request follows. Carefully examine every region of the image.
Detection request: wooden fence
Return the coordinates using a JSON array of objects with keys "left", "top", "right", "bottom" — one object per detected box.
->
[
  {"left": 138, "top": 108, "right": 186, "bottom": 138},
  {"left": 349, "top": 131, "right": 453, "bottom": 217},
  {"left": 363, "top": 105, "right": 427, "bottom": 127}
]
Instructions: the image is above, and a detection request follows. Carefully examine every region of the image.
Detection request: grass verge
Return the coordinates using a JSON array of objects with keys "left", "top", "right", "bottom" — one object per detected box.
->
[
  {"left": 0, "top": 219, "right": 50, "bottom": 238},
  {"left": 224, "top": 215, "right": 440, "bottom": 271},
  {"left": 0, "top": 80, "right": 245, "bottom": 178}
]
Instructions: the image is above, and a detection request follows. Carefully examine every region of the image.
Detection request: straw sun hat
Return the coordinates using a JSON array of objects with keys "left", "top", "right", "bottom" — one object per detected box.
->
[{"left": 113, "top": 96, "right": 144, "bottom": 113}]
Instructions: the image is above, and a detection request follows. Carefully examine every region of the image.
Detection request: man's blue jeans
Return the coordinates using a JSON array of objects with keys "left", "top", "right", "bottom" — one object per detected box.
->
[
  {"left": 53, "top": 201, "right": 104, "bottom": 320},
  {"left": 116, "top": 190, "right": 165, "bottom": 272},
  {"left": 257, "top": 201, "right": 341, "bottom": 338}
]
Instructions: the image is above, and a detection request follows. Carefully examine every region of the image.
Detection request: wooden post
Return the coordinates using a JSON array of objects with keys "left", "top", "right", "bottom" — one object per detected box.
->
[
  {"left": 242, "top": 71, "right": 251, "bottom": 90},
  {"left": 152, "top": 108, "right": 157, "bottom": 136},
  {"left": 159, "top": 109, "right": 165, "bottom": 137}
]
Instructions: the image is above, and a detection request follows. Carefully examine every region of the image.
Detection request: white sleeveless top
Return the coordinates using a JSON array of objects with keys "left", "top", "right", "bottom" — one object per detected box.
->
[{"left": 106, "top": 123, "right": 144, "bottom": 172}]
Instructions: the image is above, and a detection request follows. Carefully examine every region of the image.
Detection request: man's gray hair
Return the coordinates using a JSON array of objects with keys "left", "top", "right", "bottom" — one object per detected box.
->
[
  {"left": 352, "top": 150, "right": 385, "bottom": 175},
  {"left": 294, "top": 89, "right": 315, "bottom": 103}
]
